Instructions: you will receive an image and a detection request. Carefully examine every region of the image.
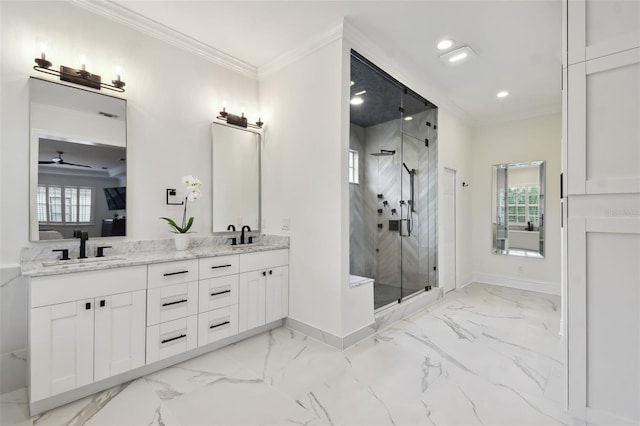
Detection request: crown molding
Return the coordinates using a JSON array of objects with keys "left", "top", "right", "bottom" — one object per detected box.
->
[
  {"left": 258, "top": 22, "right": 344, "bottom": 79},
  {"left": 472, "top": 104, "right": 562, "bottom": 128},
  {"left": 70, "top": 0, "right": 258, "bottom": 80}
]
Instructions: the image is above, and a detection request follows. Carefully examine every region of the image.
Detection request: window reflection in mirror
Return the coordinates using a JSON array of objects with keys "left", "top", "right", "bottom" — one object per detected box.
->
[
  {"left": 211, "top": 122, "right": 260, "bottom": 233},
  {"left": 29, "top": 78, "right": 127, "bottom": 241},
  {"left": 492, "top": 161, "right": 545, "bottom": 258}
]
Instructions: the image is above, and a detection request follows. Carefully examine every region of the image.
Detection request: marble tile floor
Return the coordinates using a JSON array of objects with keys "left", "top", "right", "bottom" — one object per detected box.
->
[{"left": 1, "top": 283, "right": 569, "bottom": 426}]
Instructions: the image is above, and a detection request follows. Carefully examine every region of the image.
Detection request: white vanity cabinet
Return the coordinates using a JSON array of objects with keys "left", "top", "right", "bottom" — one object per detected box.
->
[
  {"left": 146, "top": 260, "right": 199, "bottom": 363},
  {"left": 238, "top": 249, "right": 289, "bottom": 332},
  {"left": 564, "top": 1, "right": 640, "bottom": 424},
  {"left": 29, "top": 266, "right": 146, "bottom": 402},
  {"left": 198, "top": 255, "right": 240, "bottom": 346}
]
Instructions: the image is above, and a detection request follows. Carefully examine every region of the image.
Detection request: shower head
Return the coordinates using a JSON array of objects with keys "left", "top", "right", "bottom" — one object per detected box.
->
[{"left": 370, "top": 149, "right": 396, "bottom": 156}]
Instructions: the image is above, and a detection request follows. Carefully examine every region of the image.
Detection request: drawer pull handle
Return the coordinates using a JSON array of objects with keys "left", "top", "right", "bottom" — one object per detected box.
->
[
  {"left": 161, "top": 334, "right": 187, "bottom": 344},
  {"left": 210, "top": 290, "right": 231, "bottom": 297},
  {"left": 163, "top": 270, "right": 189, "bottom": 277},
  {"left": 162, "top": 299, "right": 188, "bottom": 307},
  {"left": 211, "top": 264, "right": 232, "bottom": 269},
  {"left": 209, "top": 321, "right": 230, "bottom": 330}
]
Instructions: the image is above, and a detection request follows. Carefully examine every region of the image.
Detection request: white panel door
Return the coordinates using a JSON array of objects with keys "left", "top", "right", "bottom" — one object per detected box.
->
[
  {"left": 567, "top": 0, "right": 640, "bottom": 64},
  {"left": 30, "top": 299, "right": 94, "bottom": 401},
  {"left": 94, "top": 290, "right": 146, "bottom": 381},
  {"left": 265, "top": 266, "right": 289, "bottom": 323},
  {"left": 441, "top": 168, "right": 456, "bottom": 293},
  {"left": 238, "top": 271, "right": 266, "bottom": 332},
  {"left": 567, "top": 216, "right": 640, "bottom": 425},
  {"left": 567, "top": 48, "right": 640, "bottom": 195}
]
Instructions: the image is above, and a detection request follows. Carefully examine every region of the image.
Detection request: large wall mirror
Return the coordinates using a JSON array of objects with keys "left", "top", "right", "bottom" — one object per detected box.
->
[
  {"left": 492, "top": 161, "right": 545, "bottom": 258},
  {"left": 29, "top": 78, "right": 127, "bottom": 241},
  {"left": 211, "top": 122, "right": 260, "bottom": 233}
]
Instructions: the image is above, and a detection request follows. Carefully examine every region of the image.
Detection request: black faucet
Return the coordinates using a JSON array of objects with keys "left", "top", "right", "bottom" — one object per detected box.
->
[
  {"left": 73, "top": 230, "right": 89, "bottom": 259},
  {"left": 240, "top": 225, "right": 251, "bottom": 245},
  {"left": 227, "top": 224, "right": 237, "bottom": 245}
]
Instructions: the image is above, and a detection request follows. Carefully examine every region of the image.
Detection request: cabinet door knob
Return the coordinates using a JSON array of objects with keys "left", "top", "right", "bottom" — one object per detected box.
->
[
  {"left": 85, "top": 302, "right": 91, "bottom": 310},
  {"left": 100, "top": 300, "right": 106, "bottom": 307},
  {"left": 269, "top": 270, "right": 273, "bottom": 275},
  {"left": 262, "top": 271, "right": 266, "bottom": 276}
]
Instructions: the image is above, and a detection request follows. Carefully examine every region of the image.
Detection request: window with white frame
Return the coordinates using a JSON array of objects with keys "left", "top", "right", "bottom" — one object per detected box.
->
[
  {"left": 37, "top": 184, "right": 93, "bottom": 224},
  {"left": 507, "top": 184, "right": 539, "bottom": 225},
  {"left": 348, "top": 149, "right": 359, "bottom": 184}
]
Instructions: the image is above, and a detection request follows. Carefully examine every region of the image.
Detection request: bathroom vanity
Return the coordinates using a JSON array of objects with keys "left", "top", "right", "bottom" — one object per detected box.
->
[{"left": 22, "top": 242, "right": 289, "bottom": 415}]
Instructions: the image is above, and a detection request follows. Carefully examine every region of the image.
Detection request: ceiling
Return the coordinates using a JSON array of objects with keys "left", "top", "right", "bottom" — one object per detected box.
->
[{"left": 109, "top": 0, "right": 562, "bottom": 125}]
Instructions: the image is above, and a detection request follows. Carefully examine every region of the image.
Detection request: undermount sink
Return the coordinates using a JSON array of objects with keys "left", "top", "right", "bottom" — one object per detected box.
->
[{"left": 42, "top": 256, "right": 125, "bottom": 268}]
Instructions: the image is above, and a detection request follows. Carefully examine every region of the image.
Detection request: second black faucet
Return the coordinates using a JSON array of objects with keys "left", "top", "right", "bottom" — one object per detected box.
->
[{"left": 73, "top": 229, "right": 89, "bottom": 259}]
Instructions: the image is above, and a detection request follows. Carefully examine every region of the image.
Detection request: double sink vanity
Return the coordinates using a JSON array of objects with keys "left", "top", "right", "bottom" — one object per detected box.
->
[{"left": 22, "top": 238, "right": 289, "bottom": 414}]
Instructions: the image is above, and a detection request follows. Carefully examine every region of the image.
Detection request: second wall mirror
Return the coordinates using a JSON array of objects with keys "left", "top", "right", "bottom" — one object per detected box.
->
[
  {"left": 211, "top": 122, "right": 261, "bottom": 233},
  {"left": 492, "top": 160, "right": 545, "bottom": 257}
]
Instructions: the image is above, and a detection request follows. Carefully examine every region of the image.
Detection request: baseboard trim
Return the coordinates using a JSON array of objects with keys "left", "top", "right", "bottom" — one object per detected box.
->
[
  {"left": 458, "top": 273, "right": 474, "bottom": 289},
  {"left": 473, "top": 272, "right": 561, "bottom": 295}
]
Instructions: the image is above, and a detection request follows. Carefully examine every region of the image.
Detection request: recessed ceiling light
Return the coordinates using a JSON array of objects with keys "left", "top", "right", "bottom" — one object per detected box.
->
[
  {"left": 497, "top": 90, "right": 509, "bottom": 98},
  {"left": 355, "top": 90, "right": 367, "bottom": 96},
  {"left": 350, "top": 97, "right": 364, "bottom": 105},
  {"left": 437, "top": 39, "right": 454, "bottom": 50},
  {"left": 404, "top": 116, "right": 413, "bottom": 121},
  {"left": 439, "top": 46, "right": 476, "bottom": 65}
]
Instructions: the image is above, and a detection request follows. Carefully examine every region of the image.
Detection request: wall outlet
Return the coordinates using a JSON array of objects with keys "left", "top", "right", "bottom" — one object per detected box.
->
[{"left": 282, "top": 218, "right": 290, "bottom": 231}]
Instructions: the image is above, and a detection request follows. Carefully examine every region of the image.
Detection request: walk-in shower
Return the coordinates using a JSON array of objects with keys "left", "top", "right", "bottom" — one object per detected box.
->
[{"left": 349, "top": 51, "right": 438, "bottom": 310}]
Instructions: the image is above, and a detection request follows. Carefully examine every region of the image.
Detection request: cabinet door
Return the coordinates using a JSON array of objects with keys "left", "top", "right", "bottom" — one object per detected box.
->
[
  {"left": 30, "top": 299, "right": 94, "bottom": 401},
  {"left": 567, "top": 0, "right": 640, "bottom": 64},
  {"left": 94, "top": 290, "right": 146, "bottom": 381},
  {"left": 567, "top": 48, "right": 640, "bottom": 195},
  {"left": 238, "top": 271, "right": 266, "bottom": 332},
  {"left": 265, "top": 266, "right": 289, "bottom": 323}
]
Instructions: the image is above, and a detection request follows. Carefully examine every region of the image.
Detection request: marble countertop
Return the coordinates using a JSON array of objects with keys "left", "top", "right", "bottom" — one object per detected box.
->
[{"left": 21, "top": 242, "right": 288, "bottom": 278}]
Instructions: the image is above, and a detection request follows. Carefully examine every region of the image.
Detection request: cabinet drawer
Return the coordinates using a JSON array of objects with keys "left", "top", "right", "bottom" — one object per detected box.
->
[
  {"left": 30, "top": 265, "right": 146, "bottom": 308},
  {"left": 146, "top": 316, "right": 197, "bottom": 363},
  {"left": 148, "top": 259, "right": 199, "bottom": 288},
  {"left": 198, "top": 305, "right": 238, "bottom": 347},
  {"left": 199, "top": 255, "right": 239, "bottom": 279},
  {"left": 199, "top": 275, "right": 239, "bottom": 312},
  {"left": 239, "top": 249, "right": 289, "bottom": 273},
  {"left": 147, "top": 281, "right": 198, "bottom": 326}
]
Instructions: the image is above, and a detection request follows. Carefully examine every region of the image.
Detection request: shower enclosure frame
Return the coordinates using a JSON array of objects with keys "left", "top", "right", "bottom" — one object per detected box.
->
[{"left": 349, "top": 50, "right": 438, "bottom": 311}]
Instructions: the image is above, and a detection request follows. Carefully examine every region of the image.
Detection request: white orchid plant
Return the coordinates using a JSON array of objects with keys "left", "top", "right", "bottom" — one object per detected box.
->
[{"left": 161, "top": 175, "right": 203, "bottom": 233}]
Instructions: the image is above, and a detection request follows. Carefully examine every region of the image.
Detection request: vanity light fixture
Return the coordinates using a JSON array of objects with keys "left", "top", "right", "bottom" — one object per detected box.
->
[
  {"left": 350, "top": 97, "right": 364, "bottom": 105},
  {"left": 404, "top": 116, "right": 413, "bottom": 121},
  {"left": 497, "top": 90, "right": 510, "bottom": 98},
  {"left": 439, "top": 45, "right": 476, "bottom": 66},
  {"left": 33, "top": 52, "right": 126, "bottom": 92},
  {"left": 217, "top": 106, "right": 263, "bottom": 129}
]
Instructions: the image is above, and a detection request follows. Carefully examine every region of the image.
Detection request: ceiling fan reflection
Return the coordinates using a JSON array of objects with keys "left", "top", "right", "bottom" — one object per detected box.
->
[{"left": 39, "top": 151, "right": 91, "bottom": 168}]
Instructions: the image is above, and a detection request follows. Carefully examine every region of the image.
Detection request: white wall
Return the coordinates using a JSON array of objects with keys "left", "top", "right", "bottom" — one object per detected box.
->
[
  {"left": 471, "top": 114, "right": 562, "bottom": 294},
  {"left": 438, "top": 111, "right": 474, "bottom": 288},
  {"left": 0, "top": 0, "right": 258, "bottom": 392},
  {"left": 259, "top": 39, "right": 345, "bottom": 337}
]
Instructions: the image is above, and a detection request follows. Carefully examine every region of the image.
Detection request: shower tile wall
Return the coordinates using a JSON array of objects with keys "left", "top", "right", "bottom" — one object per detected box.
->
[
  {"left": 349, "top": 109, "right": 438, "bottom": 292},
  {"left": 365, "top": 119, "right": 402, "bottom": 286},
  {"left": 349, "top": 125, "right": 376, "bottom": 278}
]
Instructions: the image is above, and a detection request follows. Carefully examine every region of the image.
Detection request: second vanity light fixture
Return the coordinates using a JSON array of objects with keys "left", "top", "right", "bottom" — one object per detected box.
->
[
  {"left": 34, "top": 51, "right": 126, "bottom": 93},
  {"left": 217, "top": 106, "right": 263, "bottom": 129}
]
